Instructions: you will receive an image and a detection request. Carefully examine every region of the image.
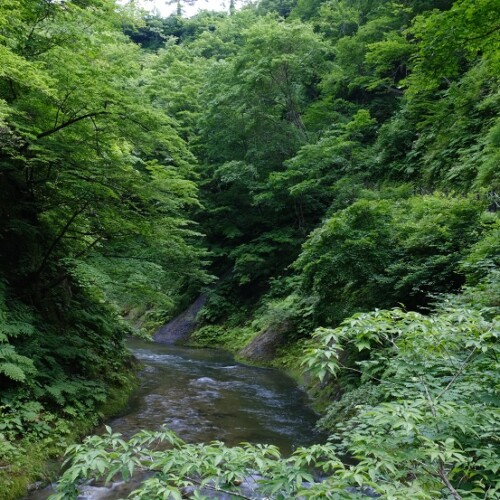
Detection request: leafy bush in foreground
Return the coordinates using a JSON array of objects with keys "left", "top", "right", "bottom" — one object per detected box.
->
[{"left": 302, "top": 278, "right": 499, "bottom": 499}]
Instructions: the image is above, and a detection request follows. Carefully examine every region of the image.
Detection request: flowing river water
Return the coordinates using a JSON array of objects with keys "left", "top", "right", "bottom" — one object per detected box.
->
[{"left": 29, "top": 337, "right": 322, "bottom": 498}]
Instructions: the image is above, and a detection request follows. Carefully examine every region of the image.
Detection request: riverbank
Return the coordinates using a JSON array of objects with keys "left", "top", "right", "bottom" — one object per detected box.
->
[{"left": 1, "top": 367, "right": 139, "bottom": 500}]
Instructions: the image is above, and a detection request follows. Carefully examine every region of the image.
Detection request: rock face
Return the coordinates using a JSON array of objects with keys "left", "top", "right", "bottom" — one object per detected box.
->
[
  {"left": 153, "top": 294, "right": 206, "bottom": 345},
  {"left": 238, "top": 321, "right": 292, "bottom": 362}
]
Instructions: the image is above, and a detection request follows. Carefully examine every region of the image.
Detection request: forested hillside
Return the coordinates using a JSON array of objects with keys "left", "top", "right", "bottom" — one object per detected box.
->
[{"left": 0, "top": 0, "right": 499, "bottom": 498}]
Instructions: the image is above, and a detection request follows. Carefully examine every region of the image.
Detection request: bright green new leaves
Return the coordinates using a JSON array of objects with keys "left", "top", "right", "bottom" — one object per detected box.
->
[
  {"left": 0, "top": 0, "right": 207, "bottom": 318},
  {"left": 53, "top": 426, "right": 352, "bottom": 500},
  {"left": 409, "top": 0, "right": 500, "bottom": 92},
  {"left": 198, "top": 16, "right": 328, "bottom": 167},
  {"left": 234, "top": 17, "right": 327, "bottom": 135}
]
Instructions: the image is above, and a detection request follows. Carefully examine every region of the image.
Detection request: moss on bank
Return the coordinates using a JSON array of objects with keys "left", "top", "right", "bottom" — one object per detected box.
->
[{"left": 188, "top": 324, "right": 257, "bottom": 354}]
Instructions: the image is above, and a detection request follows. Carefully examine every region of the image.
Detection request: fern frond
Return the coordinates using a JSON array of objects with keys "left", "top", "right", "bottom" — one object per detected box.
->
[{"left": 0, "top": 362, "right": 26, "bottom": 382}]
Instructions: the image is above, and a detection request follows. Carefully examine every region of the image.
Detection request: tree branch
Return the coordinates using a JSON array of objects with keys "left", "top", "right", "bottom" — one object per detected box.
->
[
  {"left": 463, "top": 25, "right": 500, "bottom": 42},
  {"left": 41, "top": 235, "right": 104, "bottom": 292},
  {"left": 36, "top": 111, "right": 110, "bottom": 139},
  {"left": 338, "top": 360, "right": 383, "bottom": 384},
  {"left": 437, "top": 347, "right": 477, "bottom": 400},
  {"left": 437, "top": 463, "right": 462, "bottom": 500},
  {"left": 185, "top": 476, "right": 253, "bottom": 500},
  {"left": 35, "top": 201, "right": 90, "bottom": 277},
  {"left": 420, "top": 378, "right": 462, "bottom": 500}
]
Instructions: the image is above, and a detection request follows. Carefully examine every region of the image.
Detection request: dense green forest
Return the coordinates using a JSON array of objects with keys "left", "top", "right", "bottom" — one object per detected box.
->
[{"left": 0, "top": 0, "right": 498, "bottom": 498}]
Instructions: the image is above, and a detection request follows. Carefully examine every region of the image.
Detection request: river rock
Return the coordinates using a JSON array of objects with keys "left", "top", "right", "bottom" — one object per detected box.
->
[
  {"left": 238, "top": 321, "right": 292, "bottom": 362},
  {"left": 192, "top": 376, "right": 217, "bottom": 385},
  {"left": 180, "top": 475, "right": 268, "bottom": 499}
]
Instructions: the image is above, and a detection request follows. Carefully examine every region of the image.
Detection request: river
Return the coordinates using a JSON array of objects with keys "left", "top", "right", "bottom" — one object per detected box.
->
[{"left": 28, "top": 337, "right": 322, "bottom": 498}]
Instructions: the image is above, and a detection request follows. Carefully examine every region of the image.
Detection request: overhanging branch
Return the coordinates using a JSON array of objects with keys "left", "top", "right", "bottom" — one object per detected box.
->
[{"left": 36, "top": 111, "right": 110, "bottom": 139}]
